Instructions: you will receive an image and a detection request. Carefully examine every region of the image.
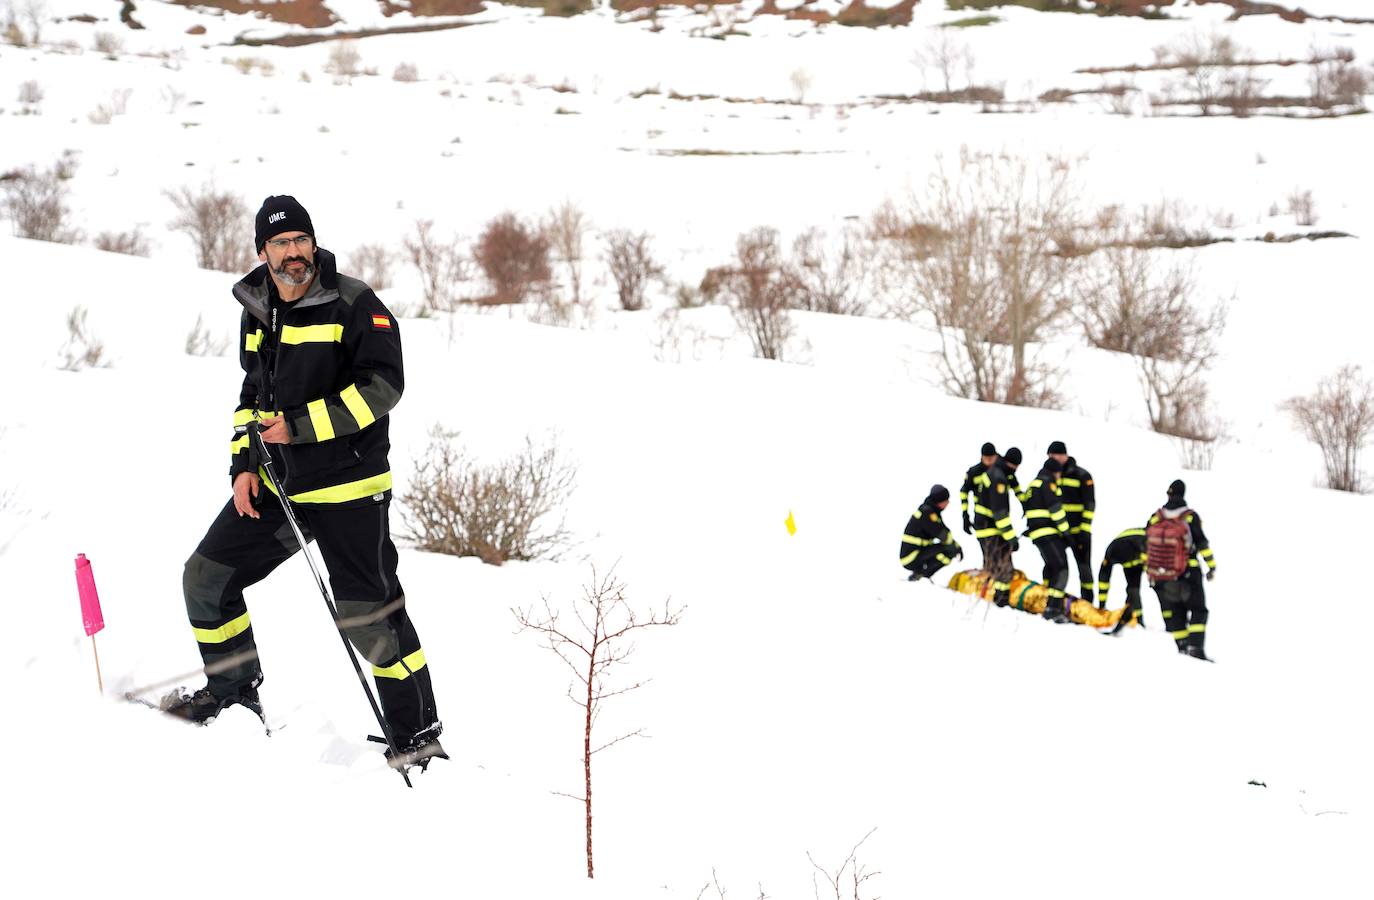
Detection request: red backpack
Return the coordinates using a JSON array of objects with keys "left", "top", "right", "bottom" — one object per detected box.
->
[{"left": 1146, "top": 510, "right": 1193, "bottom": 584}]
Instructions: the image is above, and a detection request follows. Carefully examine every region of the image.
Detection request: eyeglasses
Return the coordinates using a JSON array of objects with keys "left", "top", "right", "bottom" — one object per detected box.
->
[{"left": 266, "top": 235, "right": 314, "bottom": 250}]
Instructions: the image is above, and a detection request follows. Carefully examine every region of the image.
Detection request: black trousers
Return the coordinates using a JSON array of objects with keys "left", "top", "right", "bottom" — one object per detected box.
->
[
  {"left": 1121, "top": 571, "right": 1144, "bottom": 626},
  {"left": 979, "top": 537, "right": 1014, "bottom": 605},
  {"left": 905, "top": 546, "right": 957, "bottom": 580},
  {"left": 182, "top": 493, "right": 439, "bottom": 742},
  {"left": 1034, "top": 535, "right": 1070, "bottom": 612},
  {"left": 1154, "top": 572, "right": 1208, "bottom": 653},
  {"left": 1068, "top": 532, "right": 1094, "bottom": 600}
]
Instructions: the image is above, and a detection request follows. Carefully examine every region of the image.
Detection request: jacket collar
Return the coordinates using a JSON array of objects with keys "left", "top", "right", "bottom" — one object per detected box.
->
[{"left": 232, "top": 247, "right": 341, "bottom": 325}]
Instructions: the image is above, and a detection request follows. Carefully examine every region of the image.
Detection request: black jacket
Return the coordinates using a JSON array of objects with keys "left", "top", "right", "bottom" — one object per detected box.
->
[
  {"left": 1059, "top": 459, "right": 1096, "bottom": 536},
  {"left": 900, "top": 502, "right": 960, "bottom": 568},
  {"left": 229, "top": 248, "right": 403, "bottom": 506},
  {"left": 1023, "top": 466, "right": 1069, "bottom": 542},
  {"left": 1097, "top": 528, "right": 1146, "bottom": 604},
  {"left": 969, "top": 460, "right": 1018, "bottom": 542},
  {"left": 959, "top": 461, "right": 984, "bottom": 520}
]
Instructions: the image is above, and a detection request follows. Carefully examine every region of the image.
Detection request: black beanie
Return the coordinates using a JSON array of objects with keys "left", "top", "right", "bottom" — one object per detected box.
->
[
  {"left": 255, "top": 195, "right": 315, "bottom": 252},
  {"left": 926, "top": 484, "right": 950, "bottom": 506},
  {"left": 1168, "top": 479, "right": 1186, "bottom": 497},
  {"left": 1047, "top": 440, "right": 1067, "bottom": 455},
  {"left": 1044, "top": 457, "right": 1063, "bottom": 473},
  {"left": 1004, "top": 447, "right": 1022, "bottom": 465},
  {"left": 980, "top": 442, "right": 997, "bottom": 457}
]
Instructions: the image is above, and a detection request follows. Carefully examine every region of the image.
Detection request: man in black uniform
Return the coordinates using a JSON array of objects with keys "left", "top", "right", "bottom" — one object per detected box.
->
[
  {"left": 900, "top": 485, "right": 963, "bottom": 581},
  {"left": 971, "top": 454, "right": 1020, "bottom": 607},
  {"left": 1146, "top": 480, "right": 1217, "bottom": 659},
  {"left": 168, "top": 196, "right": 444, "bottom": 765},
  {"left": 1098, "top": 528, "right": 1147, "bottom": 630},
  {"left": 1023, "top": 456, "right": 1071, "bottom": 623},
  {"left": 1047, "top": 441, "right": 1096, "bottom": 601},
  {"left": 959, "top": 443, "right": 999, "bottom": 540}
]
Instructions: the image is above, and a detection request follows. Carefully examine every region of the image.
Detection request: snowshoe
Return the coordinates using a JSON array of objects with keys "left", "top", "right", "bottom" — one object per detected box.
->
[
  {"left": 370, "top": 722, "right": 448, "bottom": 774},
  {"left": 160, "top": 684, "right": 264, "bottom": 725}
]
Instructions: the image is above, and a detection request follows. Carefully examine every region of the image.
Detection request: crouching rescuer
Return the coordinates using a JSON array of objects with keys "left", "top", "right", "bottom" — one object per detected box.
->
[
  {"left": 900, "top": 485, "right": 963, "bottom": 581},
  {"left": 170, "top": 195, "right": 444, "bottom": 764}
]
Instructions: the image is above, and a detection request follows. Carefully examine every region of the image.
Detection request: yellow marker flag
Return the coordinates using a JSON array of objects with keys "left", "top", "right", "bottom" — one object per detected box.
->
[{"left": 785, "top": 510, "right": 797, "bottom": 536}]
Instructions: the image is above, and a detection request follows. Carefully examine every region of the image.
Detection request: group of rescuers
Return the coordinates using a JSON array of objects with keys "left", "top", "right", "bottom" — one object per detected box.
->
[{"left": 899, "top": 441, "right": 1218, "bottom": 660}]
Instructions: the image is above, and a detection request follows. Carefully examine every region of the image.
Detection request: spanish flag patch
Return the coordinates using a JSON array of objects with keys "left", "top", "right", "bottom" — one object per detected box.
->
[{"left": 371, "top": 314, "right": 392, "bottom": 331}]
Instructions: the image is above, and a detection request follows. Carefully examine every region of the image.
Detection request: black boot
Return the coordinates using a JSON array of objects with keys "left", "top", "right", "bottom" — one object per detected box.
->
[
  {"left": 379, "top": 721, "right": 449, "bottom": 773},
  {"left": 161, "top": 683, "right": 263, "bottom": 725}
]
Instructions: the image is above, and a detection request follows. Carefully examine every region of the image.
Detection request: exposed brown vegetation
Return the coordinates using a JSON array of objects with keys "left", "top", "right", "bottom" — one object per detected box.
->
[
  {"left": 473, "top": 212, "right": 552, "bottom": 306},
  {"left": 1284, "top": 366, "right": 1374, "bottom": 493}
]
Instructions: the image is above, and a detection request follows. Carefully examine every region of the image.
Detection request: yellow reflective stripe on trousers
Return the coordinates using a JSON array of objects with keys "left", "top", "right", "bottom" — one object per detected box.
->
[
  {"left": 245, "top": 330, "right": 263, "bottom": 352},
  {"left": 373, "top": 649, "right": 427, "bottom": 680},
  {"left": 974, "top": 527, "right": 1001, "bottom": 538},
  {"left": 192, "top": 611, "right": 251, "bottom": 645},
  {"left": 307, "top": 398, "right": 335, "bottom": 441},
  {"left": 1188, "top": 624, "right": 1206, "bottom": 634},
  {"left": 339, "top": 383, "right": 376, "bottom": 430},
  {"left": 973, "top": 505, "right": 994, "bottom": 517},
  {"left": 280, "top": 323, "right": 345, "bottom": 345},
  {"left": 260, "top": 470, "right": 393, "bottom": 504},
  {"left": 900, "top": 549, "right": 920, "bottom": 566},
  {"left": 1028, "top": 526, "right": 1062, "bottom": 541}
]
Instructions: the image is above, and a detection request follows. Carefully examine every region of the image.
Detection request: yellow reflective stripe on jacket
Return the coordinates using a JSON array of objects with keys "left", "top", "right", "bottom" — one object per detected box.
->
[
  {"left": 973, "top": 505, "right": 995, "bottom": 517},
  {"left": 1082, "top": 509, "right": 1095, "bottom": 519},
  {"left": 233, "top": 408, "right": 257, "bottom": 427},
  {"left": 339, "top": 383, "right": 376, "bottom": 430},
  {"left": 902, "top": 535, "right": 934, "bottom": 546},
  {"left": 245, "top": 330, "right": 263, "bottom": 352},
  {"left": 373, "top": 649, "right": 427, "bottom": 680},
  {"left": 307, "top": 398, "right": 335, "bottom": 442},
  {"left": 1063, "top": 503, "right": 1085, "bottom": 513},
  {"left": 280, "top": 323, "right": 345, "bottom": 345},
  {"left": 974, "top": 527, "right": 1002, "bottom": 538},
  {"left": 260, "top": 470, "right": 393, "bottom": 505},
  {"left": 192, "top": 611, "right": 251, "bottom": 645},
  {"left": 230, "top": 434, "right": 249, "bottom": 454},
  {"left": 1060, "top": 477, "right": 1081, "bottom": 488}
]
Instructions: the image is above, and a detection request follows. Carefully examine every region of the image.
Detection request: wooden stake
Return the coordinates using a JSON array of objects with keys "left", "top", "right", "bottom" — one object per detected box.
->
[{"left": 91, "top": 634, "right": 104, "bottom": 695}]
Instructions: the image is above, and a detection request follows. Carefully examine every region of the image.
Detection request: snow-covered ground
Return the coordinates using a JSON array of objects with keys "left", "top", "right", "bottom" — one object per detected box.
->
[{"left": 2, "top": 2, "right": 1373, "bottom": 897}]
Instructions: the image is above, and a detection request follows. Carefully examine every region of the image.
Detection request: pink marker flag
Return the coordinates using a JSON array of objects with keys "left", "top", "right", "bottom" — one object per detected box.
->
[{"left": 75, "top": 553, "right": 105, "bottom": 694}]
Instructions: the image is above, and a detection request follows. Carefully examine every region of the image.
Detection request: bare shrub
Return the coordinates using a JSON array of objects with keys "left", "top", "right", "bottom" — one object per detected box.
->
[
  {"left": 164, "top": 184, "right": 254, "bottom": 273},
  {"left": 513, "top": 565, "right": 682, "bottom": 879},
  {"left": 912, "top": 28, "right": 976, "bottom": 95},
  {"left": 545, "top": 200, "right": 589, "bottom": 306},
  {"left": 1309, "top": 51, "right": 1370, "bottom": 110},
  {"left": 877, "top": 149, "right": 1080, "bottom": 407},
  {"left": 473, "top": 212, "right": 552, "bottom": 305},
  {"left": 604, "top": 229, "right": 663, "bottom": 311},
  {"left": 184, "top": 313, "right": 230, "bottom": 357},
  {"left": 58, "top": 306, "right": 109, "bottom": 371},
  {"left": 721, "top": 227, "right": 802, "bottom": 362},
  {"left": 89, "top": 87, "right": 132, "bottom": 124},
  {"left": 403, "top": 220, "right": 468, "bottom": 311},
  {"left": 2, "top": 160, "right": 81, "bottom": 243},
  {"left": 161, "top": 84, "right": 186, "bottom": 114},
  {"left": 3, "top": 21, "right": 24, "bottom": 46},
  {"left": 393, "top": 61, "right": 419, "bottom": 82},
  {"left": 789, "top": 66, "right": 813, "bottom": 104},
  {"left": 1164, "top": 30, "right": 1240, "bottom": 116},
  {"left": 17, "top": 79, "right": 42, "bottom": 105},
  {"left": 95, "top": 227, "right": 151, "bottom": 257},
  {"left": 790, "top": 224, "right": 874, "bottom": 316},
  {"left": 1075, "top": 244, "right": 1226, "bottom": 440},
  {"left": 326, "top": 40, "right": 362, "bottom": 78},
  {"left": 809, "top": 827, "right": 881, "bottom": 900},
  {"left": 348, "top": 242, "right": 394, "bottom": 291},
  {"left": 92, "top": 30, "right": 123, "bottom": 56},
  {"left": 1220, "top": 67, "right": 1268, "bottom": 118},
  {"left": 1286, "top": 188, "right": 1318, "bottom": 227},
  {"left": 1284, "top": 365, "right": 1374, "bottom": 493},
  {"left": 399, "top": 427, "right": 576, "bottom": 564}
]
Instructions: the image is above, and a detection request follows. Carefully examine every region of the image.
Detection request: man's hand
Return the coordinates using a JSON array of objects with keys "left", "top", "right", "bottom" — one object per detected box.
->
[
  {"left": 233, "top": 471, "right": 262, "bottom": 519},
  {"left": 961, "top": 511, "right": 972, "bottom": 535},
  {"left": 1206, "top": 568, "right": 1216, "bottom": 582},
  {"left": 259, "top": 415, "right": 290, "bottom": 444}
]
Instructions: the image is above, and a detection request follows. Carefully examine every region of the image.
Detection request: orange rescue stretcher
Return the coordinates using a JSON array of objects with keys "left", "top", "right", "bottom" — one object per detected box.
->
[{"left": 945, "top": 569, "right": 1131, "bottom": 630}]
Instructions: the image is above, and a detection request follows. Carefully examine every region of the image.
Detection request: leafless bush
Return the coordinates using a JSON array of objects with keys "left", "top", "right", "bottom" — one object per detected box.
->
[
  {"left": 1220, "top": 67, "right": 1268, "bottom": 118},
  {"left": 2, "top": 160, "right": 80, "bottom": 243},
  {"left": 95, "top": 227, "right": 151, "bottom": 257},
  {"left": 721, "top": 227, "right": 802, "bottom": 362},
  {"left": 88, "top": 87, "right": 132, "bottom": 124},
  {"left": 58, "top": 306, "right": 109, "bottom": 371},
  {"left": 513, "top": 565, "right": 682, "bottom": 879},
  {"left": 17, "top": 79, "right": 42, "bottom": 105},
  {"left": 605, "top": 229, "right": 663, "bottom": 311},
  {"left": 913, "top": 28, "right": 976, "bottom": 95},
  {"left": 348, "top": 242, "right": 394, "bottom": 291},
  {"left": 1135, "top": 199, "right": 1211, "bottom": 248},
  {"left": 1309, "top": 49, "right": 1370, "bottom": 110},
  {"left": 790, "top": 225, "right": 874, "bottom": 316},
  {"left": 809, "top": 827, "right": 881, "bottom": 900},
  {"left": 545, "top": 200, "right": 589, "bottom": 307},
  {"left": 403, "top": 219, "right": 469, "bottom": 311},
  {"left": 92, "top": 30, "right": 123, "bottom": 56},
  {"left": 165, "top": 184, "right": 254, "bottom": 273},
  {"left": 1098, "top": 77, "right": 1141, "bottom": 116},
  {"left": 473, "top": 212, "right": 552, "bottom": 305},
  {"left": 399, "top": 427, "right": 576, "bottom": 565},
  {"left": 1162, "top": 30, "right": 1240, "bottom": 116},
  {"left": 325, "top": 40, "right": 362, "bottom": 78},
  {"left": 184, "top": 313, "right": 230, "bottom": 357},
  {"left": 1286, "top": 188, "right": 1318, "bottom": 227},
  {"left": 3, "top": 21, "right": 23, "bottom": 46},
  {"left": 162, "top": 84, "right": 186, "bottom": 114},
  {"left": 790, "top": 67, "right": 813, "bottom": 104},
  {"left": 1284, "top": 365, "right": 1374, "bottom": 492},
  {"left": 877, "top": 148, "right": 1080, "bottom": 407},
  {"left": 1173, "top": 434, "right": 1219, "bottom": 472},
  {"left": 393, "top": 61, "right": 419, "bottom": 82}
]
